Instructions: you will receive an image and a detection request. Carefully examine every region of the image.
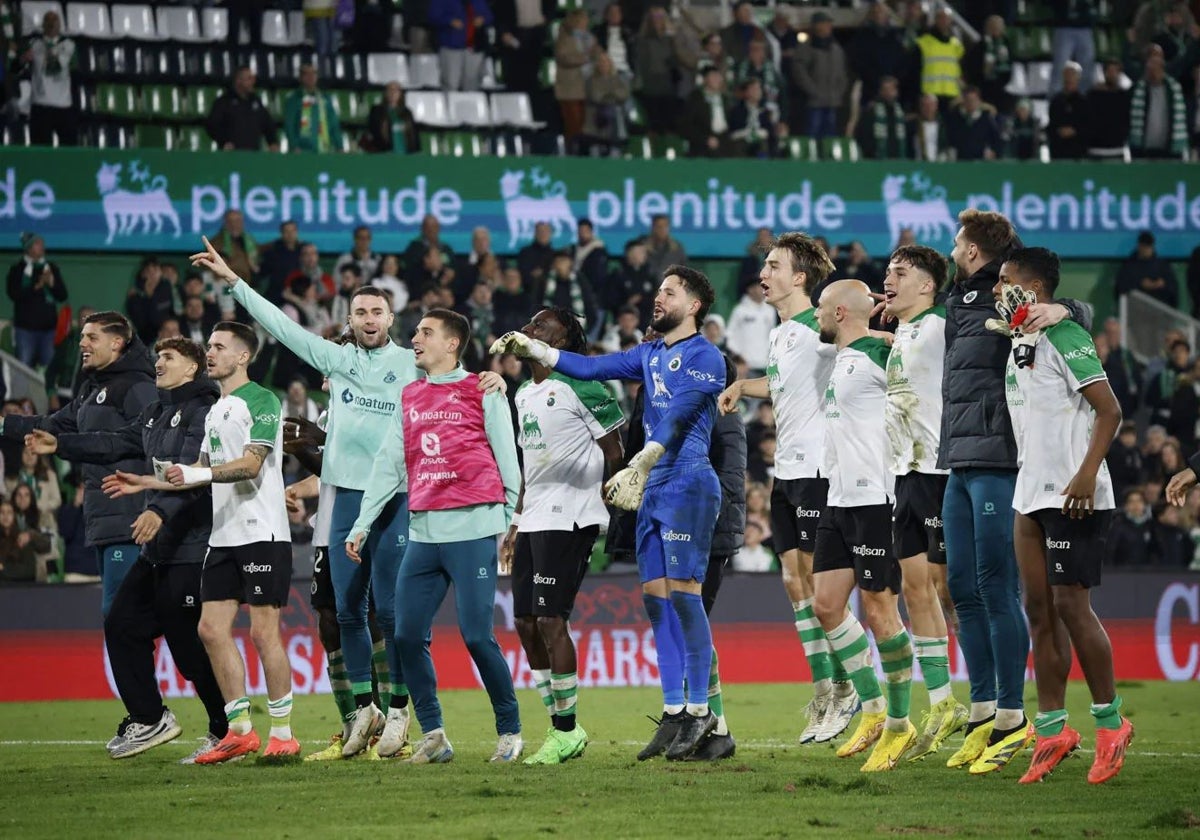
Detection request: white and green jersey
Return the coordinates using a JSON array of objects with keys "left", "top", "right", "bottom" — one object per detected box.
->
[
  {"left": 515, "top": 373, "right": 624, "bottom": 532},
  {"left": 766, "top": 309, "right": 838, "bottom": 480},
  {"left": 886, "top": 305, "right": 949, "bottom": 477},
  {"left": 824, "top": 337, "right": 894, "bottom": 507},
  {"left": 1006, "top": 321, "right": 1115, "bottom": 515},
  {"left": 201, "top": 381, "right": 290, "bottom": 547},
  {"left": 232, "top": 281, "right": 418, "bottom": 492}
]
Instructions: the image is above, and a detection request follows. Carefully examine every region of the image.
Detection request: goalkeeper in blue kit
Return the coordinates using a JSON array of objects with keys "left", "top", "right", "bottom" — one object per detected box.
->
[{"left": 493, "top": 265, "right": 726, "bottom": 760}]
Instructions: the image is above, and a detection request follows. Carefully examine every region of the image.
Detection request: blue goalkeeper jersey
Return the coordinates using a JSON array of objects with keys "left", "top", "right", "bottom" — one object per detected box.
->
[{"left": 553, "top": 333, "right": 725, "bottom": 485}]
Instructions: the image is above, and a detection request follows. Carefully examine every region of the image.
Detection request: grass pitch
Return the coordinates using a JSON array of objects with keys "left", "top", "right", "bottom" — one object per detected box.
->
[{"left": 1, "top": 682, "right": 1198, "bottom": 839}]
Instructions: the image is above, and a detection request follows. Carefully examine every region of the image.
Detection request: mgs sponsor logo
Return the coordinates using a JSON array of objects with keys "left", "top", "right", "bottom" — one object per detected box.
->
[
  {"left": 686, "top": 368, "right": 718, "bottom": 383},
  {"left": 663, "top": 529, "right": 692, "bottom": 542},
  {"left": 852, "top": 545, "right": 886, "bottom": 557},
  {"left": 242, "top": 562, "right": 273, "bottom": 574},
  {"left": 1063, "top": 345, "right": 1097, "bottom": 361},
  {"left": 533, "top": 573, "right": 557, "bottom": 585}
]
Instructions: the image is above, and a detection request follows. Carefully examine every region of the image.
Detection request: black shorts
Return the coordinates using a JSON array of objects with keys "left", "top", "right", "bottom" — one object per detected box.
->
[
  {"left": 814, "top": 505, "right": 900, "bottom": 593},
  {"left": 893, "top": 472, "right": 949, "bottom": 564},
  {"left": 770, "top": 477, "right": 828, "bottom": 554},
  {"left": 1027, "top": 509, "right": 1112, "bottom": 589},
  {"left": 310, "top": 546, "right": 334, "bottom": 610},
  {"left": 201, "top": 542, "right": 293, "bottom": 607},
  {"left": 512, "top": 525, "right": 598, "bottom": 619}
]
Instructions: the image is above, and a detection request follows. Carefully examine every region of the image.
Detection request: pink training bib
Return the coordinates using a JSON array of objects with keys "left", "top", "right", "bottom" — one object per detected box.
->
[{"left": 403, "top": 375, "right": 505, "bottom": 512}]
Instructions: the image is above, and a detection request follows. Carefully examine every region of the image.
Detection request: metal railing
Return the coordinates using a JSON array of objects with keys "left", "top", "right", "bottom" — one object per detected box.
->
[{"left": 1119, "top": 291, "right": 1200, "bottom": 363}]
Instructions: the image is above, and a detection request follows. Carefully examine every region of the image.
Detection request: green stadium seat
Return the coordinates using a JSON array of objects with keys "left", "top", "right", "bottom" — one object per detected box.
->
[
  {"left": 539, "top": 57, "right": 556, "bottom": 88},
  {"left": 186, "top": 86, "right": 222, "bottom": 120},
  {"left": 444, "top": 131, "right": 484, "bottom": 157},
  {"left": 626, "top": 136, "right": 652, "bottom": 160},
  {"left": 651, "top": 135, "right": 688, "bottom": 159},
  {"left": 786, "top": 136, "right": 817, "bottom": 160},
  {"left": 821, "top": 137, "right": 859, "bottom": 162},
  {"left": 175, "top": 126, "right": 215, "bottom": 152},
  {"left": 95, "top": 83, "right": 138, "bottom": 119},
  {"left": 625, "top": 99, "right": 645, "bottom": 134},
  {"left": 134, "top": 124, "right": 172, "bottom": 149},
  {"left": 1028, "top": 27, "right": 1053, "bottom": 59},
  {"left": 142, "top": 85, "right": 183, "bottom": 121},
  {"left": 420, "top": 132, "right": 441, "bottom": 155}
]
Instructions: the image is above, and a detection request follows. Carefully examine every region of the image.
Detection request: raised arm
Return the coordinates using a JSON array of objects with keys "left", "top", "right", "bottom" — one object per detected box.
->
[{"left": 490, "top": 331, "right": 645, "bottom": 382}]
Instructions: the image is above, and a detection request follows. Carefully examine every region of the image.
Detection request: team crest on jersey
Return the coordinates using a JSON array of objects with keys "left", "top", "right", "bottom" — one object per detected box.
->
[
  {"left": 171, "top": 410, "right": 182, "bottom": 427},
  {"left": 963, "top": 291, "right": 978, "bottom": 303},
  {"left": 223, "top": 408, "right": 231, "bottom": 420},
  {"left": 846, "top": 364, "right": 855, "bottom": 375},
  {"left": 546, "top": 390, "right": 556, "bottom": 407},
  {"left": 786, "top": 334, "right": 798, "bottom": 350},
  {"left": 384, "top": 370, "right": 397, "bottom": 384},
  {"left": 96, "top": 388, "right": 107, "bottom": 404},
  {"left": 668, "top": 356, "right": 681, "bottom": 372}
]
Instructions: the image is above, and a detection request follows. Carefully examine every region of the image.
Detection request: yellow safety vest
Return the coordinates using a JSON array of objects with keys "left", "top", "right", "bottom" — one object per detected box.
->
[{"left": 917, "top": 34, "right": 964, "bottom": 98}]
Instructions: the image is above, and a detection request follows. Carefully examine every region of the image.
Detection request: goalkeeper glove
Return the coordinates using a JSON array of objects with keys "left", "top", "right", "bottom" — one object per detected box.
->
[
  {"left": 603, "top": 443, "right": 665, "bottom": 511},
  {"left": 489, "top": 331, "right": 560, "bottom": 367},
  {"left": 986, "top": 283, "right": 1040, "bottom": 369}
]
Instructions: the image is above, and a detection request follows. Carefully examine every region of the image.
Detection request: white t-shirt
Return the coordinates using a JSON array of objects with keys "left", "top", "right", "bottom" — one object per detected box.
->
[
  {"left": 31, "top": 36, "right": 75, "bottom": 108},
  {"left": 886, "top": 305, "right": 950, "bottom": 476},
  {"left": 1006, "top": 322, "right": 1115, "bottom": 515},
  {"left": 824, "top": 337, "right": 895, "bottom": 507},
  {"left": 514, "top": 373, "right": 624, "bottom": 532},
  {"left": 767, "top": 309, "right": 837, "bottom": 480},
  {"left": 725, "top": 295, "right": 779, "bottom": 370},
  {"left": 201, "top": 381, "right": 290, "bottom": 547},
  {"left": 732, "top": 544, "right": 776, "bottom": 572}
]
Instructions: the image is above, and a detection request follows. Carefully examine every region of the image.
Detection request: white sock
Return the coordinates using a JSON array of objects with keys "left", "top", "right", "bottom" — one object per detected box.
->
[
  {"left": 969, "top": 700, "right": 997, "bottom": 723},
  {"left": 685, "top": 702, "right": 709, "bottom": 717},
  {"left": 995, "top": 708, "right": 1025, "bottom": 731},
  {"left": 928, "top": 684, "right": 953, "bottom": 705},
  {"left": 885, "top": 715, "right": 909, "bottom": 733},
  {"left": 664, "top": 703, "right": 684, "bottom": 715},
  {"left": 813, "top": 677, "right": 833, "bottom": 697},
  {"left": 714, "top": 714, "right": 728, "bottom": 736}
]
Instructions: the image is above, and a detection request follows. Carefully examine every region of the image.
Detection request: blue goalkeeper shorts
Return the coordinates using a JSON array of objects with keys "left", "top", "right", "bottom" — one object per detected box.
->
[{"left": 634, "top": 465, "right": 721, "bottom": 584}]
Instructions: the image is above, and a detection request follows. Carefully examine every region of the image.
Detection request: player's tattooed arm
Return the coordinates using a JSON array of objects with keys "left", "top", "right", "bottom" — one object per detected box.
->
[{"left": 210, "top": 444, "right": 271, "bottom": 483}]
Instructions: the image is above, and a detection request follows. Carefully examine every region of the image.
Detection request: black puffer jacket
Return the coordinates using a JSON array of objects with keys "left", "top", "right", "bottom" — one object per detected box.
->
[
  {"left": 937, "top": 261, "right": 1092, "bottom": 471},
  {"left": 51, "top": 378, "right": 219, "bottom": 565},
  {"left": 2, "top": 339, "right": 157, "bottom": 546}
]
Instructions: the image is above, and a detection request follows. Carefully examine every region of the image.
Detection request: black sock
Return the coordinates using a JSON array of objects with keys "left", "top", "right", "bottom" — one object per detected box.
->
[
  {"left": 965, "top": 714, "right": 996, "bottom": 736},
  {"left": 354, "top": 692, "right": 374, "bottom": 709},
  {"left": 553, "top": 713, "right": 576, "bottom": 733},
  {"left": 390, "top": 694, "right": 409, "bottom": 710},
  {"left": 988, "top": 717, "right": 1028, "bottom": 746}
]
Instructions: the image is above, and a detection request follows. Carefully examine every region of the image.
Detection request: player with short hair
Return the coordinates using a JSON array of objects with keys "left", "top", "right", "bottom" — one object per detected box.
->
[
  {"left": 881, "top": 245, "right": 970, "bottom": 760},
  {"left": 718, "top": 233, "right": 858, "bottom": 744},
  {"left": 350, "top": 309, "right": 523, "bottom": 764},
  {"left": 106, "top": 321, "right": 298, "bottom": 763},
  {"left": 990, "top": 247, "right": 1132, "bottom": 784},
  {"left": 812, "top": 279, "right": 916, "bottom": 772},
  {"left": 493, "top": 265, "right": 727, "bottom": 761},
  {"left": 500, "top": 306, "right": 625, "bottom": 765}
]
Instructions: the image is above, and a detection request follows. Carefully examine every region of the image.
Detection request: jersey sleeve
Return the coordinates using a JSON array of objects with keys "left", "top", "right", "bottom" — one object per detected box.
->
[
  {"left": 232, "top": 280, "right": 345, "bottom": 376},
  {"left": 566, "top": 379, "right": 624, "bottom": 439},
  {"left": 1045, "top": 322, "right": 1106, "bottom": 391},
  {"left": 553, "top": 343, "right": 645, "bottom": 382},
  {"left": 245, "top": 387, "right": 282, "bottom": 449}
]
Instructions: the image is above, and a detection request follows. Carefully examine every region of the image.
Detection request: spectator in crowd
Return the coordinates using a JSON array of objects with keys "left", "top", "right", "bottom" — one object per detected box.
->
[
  {"left": 329, "top": 264, "right": 363, "bottom": 327},
  {"left": 609, "top": 239, "right": 656, "bottom": 325},
  {"left": 1154, "top": 499, "right": 1193, "bottom": 566},
  {"left": 858, "top": 76, "right": 910, "bottom": 159},
  {"left": 948, "top": 85, "right": 1002, "bottom": 159},
  {"left": 644, "top": 214, "right": 687, "bottom": 282},
  {"left": 180, "top": 295, "right": 217, "bottom": 345},
  {"left": 6, "top": 232, "right": 67, "bottom": 369},
  {"left": 1051, "top": 0, "right": 1098, "bottom": 93},
  {"left": 407, "top": 245, "right": 456, "bottom": 302},
  {"left": 456, "top": 281, "right": 498, "bottom": 370},
  {"left": 594, "top": 3, "right": 634, "bottom": 80},
  {"left": 1154, "top": 2, "right": 1198, "bottom": 87},
  {"left": 791, "top": 12, "right": 848, "bottom": 140},
  {"left": 736, "top": 228, "right": 773, "bottom": 294},
  {"left": 282, "top": 275, "right": 334, "bottom": 339},
  {"left": 45, "top": 304, "right": 94, "bottom": 412},
  {"left": 582, "top": 50, "right": 631, "bottom": 154},
  {"left": 11, "top": 479, "right": 53, "bottom": 540},
  {"left": 702, "top": 314, "right": 727, "bottom": 350},
  {"left": 20, "top": 10, "right": 75, "bottom": 146},
  {"left": 1134, "top": 0, "right": 1196, "bottom": 54},
  {"left": 208, "top": 210, "right": 259, "bottom": 288},
  {"left": 284, "top": 379, "right": 320, "bottom": 425},
  {"left": 1168, "top": 358, "right": 1200, "bottom": 452},
  {"left": 516, "top": 221, "right": 556, "bottom": 287},
  {"left": 125, "top": 257, "right": 176, "bottom": 344},
  {"left": 1007, "top": 98, "right": 1043, "bottom": 159},
  {"left": 1106, "top": 420, "right": 1144, "bottom": 501},
  {"left": 494, "top": 0, "right": 553, "bottom": 94},
  {"left": 284, "top": 243, "right": 335, "bottom": 301},
  {"left": 334, "top": 225, "right": 381, "bottom": 280},
  {"left": 258, "top": 220, "right": 303, "bottom": 304},
  {"left": 492, "top": 267, "right": 531, "bottom": 336},
  {"left": 284, "top": 64, "right": 343, "bottom": 154},
  {"left": 683, "top": 65, "right": 735, "bottom": 156},
  {"left": 0, "top": 499, "right": 41, "bottom": 582},
  {"left": 913, "top": 92, "right": 951, "bottom": 160},
  {"left": 697, "top": 31, "right": 734, "bottom": 83},
  {"left": 8, "top": 447, "right": 60, "bottom": 528},
  {"left": 601, "top": 305, "right": 644, "bottom": 353},
  {"left": 747, "top": 432, "right": 776, "bottom": 485},
  {"left": 430, "top": 0, "right": 493, "bottom": 91},
  {"left": 364, "top": 81, "right": 419, "bottom": 154},
  {"left": 725, "top": 279, "right": 777, "bottom": 378},
  {"left": 570, "top": 219, "right": 608, "bottom": 296},
  {"left": 455, "top": 227, "right": 494, "bottom": 295},
  {"left": 966, "top": 15, "right": 1013, "bottom": 114},
  {"left": 1142, "top": 423, "right": 1170, "bottom": 486},
  {"left": 837, "top": 241, "right": 884, "bottom": 292},
  {"left": 1105, "top": 487, "right": 1155, "bottom": 565},
  {"left": 157, "top": 319, "right": 181, "bottom": 340},
  {"left": 394, "top": 285, "right": 442, "bottom": 349},
  {"left": 1116, "top": 230, "right": 1179, "bottom": 306},
  {"left": 533, "top": 251, "right": 599, "bottom": 334},
  {"left": 729, "top": 77, "right": 783, "bottom": 158},
  {"left": 227, "top": 0, "right": 267, "bottom": 48},
  {"left": 1145, "top": 339, "right": 1191, "bottom": 427},
  {"left": 736, "top": 36, "right": 785, "bottom": 116},
  {"left": 372, "top": 254, "right": 408, "bottom": 313},
  {"left": 732, "top": 520, "right": 776, "bottom": 572},
  {"left": 721, "top": 1, "right": 764, "bottom": 65},
  {"left": 1130, "top": 50, "right": 1189, "bottom": 158},
  {"left": 1100, "top": 317, "right": 1143, "bottom": 417},
  {"left": 917, "top": 6, "right": 964, "bottom": 111},
  {"left": 1088, "top": 58, "right": 1133, "bottom": 155},
  {"left": 554, "top": 8, "right": 594, "bottom": 152},
  {"left": 1048, "top": 61, "right": 1089, "bottom": 159},
  {"left": 206, "top": 66, "right": 278, "bottom": 151},
  {"left": 402, "top": 214, "right": 454, "bottom": 276},
  {"left": 765, "top": 9, "right": 800, "bottom": 71},
  {"left": 634, "top": 5, "right": 681, "bottom": 135},
  {"left": 304, "top": 0, "right": 337, "bottom": 58},
  {"left": 851, "top": 3, "right": 911, "bottom": 107}
]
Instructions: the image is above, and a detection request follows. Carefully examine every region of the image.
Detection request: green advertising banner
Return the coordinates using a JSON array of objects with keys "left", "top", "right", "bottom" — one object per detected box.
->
[{"left": 1, "top": 148, "right": 1197, "bottom": 259}]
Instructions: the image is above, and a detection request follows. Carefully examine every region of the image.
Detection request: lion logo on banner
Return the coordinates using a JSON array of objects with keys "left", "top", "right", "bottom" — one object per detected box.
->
[
  {"left": 499, "top": 167, "right": 576, "bottom": 248},
  {"left": 882, "top": 172, "right": 956, "bottom": 247},
  {"left": 96, "top": 161, "right": 182, "bottom": 244}
]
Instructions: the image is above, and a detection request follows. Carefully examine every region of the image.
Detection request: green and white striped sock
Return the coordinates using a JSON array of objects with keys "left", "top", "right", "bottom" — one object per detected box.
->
[
  {"left": 551, "top": 672, "right": 578, "bottom": 732},
  {"left": 371, "top": 639, "right": 392, "bottom": 711},
  {"left": 827, "top": 614, "right": 885, "bottom": 714},
  {"left": 877, "top": 629, "right": 914, "bottom": 730},
  {"left": 327, "top": 649, "right": 355, "bottom": 725},
  {"left": 913, "top": 634, "right": 951, "bottom": 705},
  {"left": 1034, "top": 709, "right": 1068, "bottom": 737},
  {"left": 267, "top": 692, "right": 293, "bottom": 741},
  {"left": 225, "top": 696, "right": 251, "bottom": 735},
  {"left": 532, "top": 668, "right": 555, "bottom": 720},
  {"left": 794, "top": 598, "right": 835, "bottom": 694}
]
